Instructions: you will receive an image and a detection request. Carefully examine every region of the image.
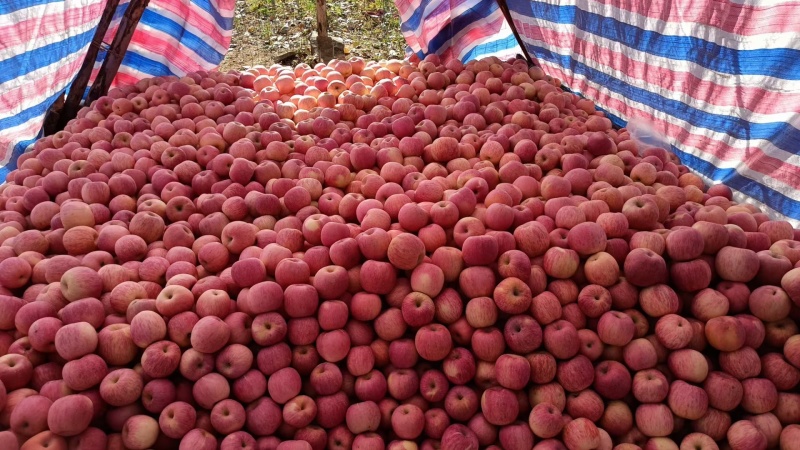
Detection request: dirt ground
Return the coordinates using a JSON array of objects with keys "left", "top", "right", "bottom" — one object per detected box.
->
[{"left": 219, "top": 0, "right": 408, "bottom": 71}]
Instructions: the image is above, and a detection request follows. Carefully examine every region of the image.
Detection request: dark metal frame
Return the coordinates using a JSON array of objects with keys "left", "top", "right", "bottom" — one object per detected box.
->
[
  {"left": 495, "top": 0, "right": 537, "bottom": 66},
  {"left": 44, "top": 0, "right": 151, "bottom": 134}
]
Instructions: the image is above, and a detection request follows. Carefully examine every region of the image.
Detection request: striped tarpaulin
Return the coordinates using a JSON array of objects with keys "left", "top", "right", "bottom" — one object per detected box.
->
[
  {"left": 0, "top": 0, "right": 234, "bottom": 180},
  {"left": 396, "top": 0, "right": 800, "bottom": 222},
  {"left": 395, "top": 0, "right": 522, "bottom": 63},
  {"left": 505, "top": 0, "right": 800, "bottom": 222},
  {"left": 89, "top": 0, "right": 234, "bottom": 88}
]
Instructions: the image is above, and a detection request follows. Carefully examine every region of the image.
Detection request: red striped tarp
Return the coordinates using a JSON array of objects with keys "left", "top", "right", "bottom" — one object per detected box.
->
[
  {"left": 0, "top": 0, "right": 234, "bottom": 179},
  {"left": 397, "top": 0, "right": 800, "bottom": 223},
  {"left": 395, "top": 0, "right": 522, "bottom": 62}
]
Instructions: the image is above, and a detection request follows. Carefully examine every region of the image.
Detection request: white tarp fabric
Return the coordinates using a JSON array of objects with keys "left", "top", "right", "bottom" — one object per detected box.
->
[
  {"left": 0, "top": 0, "right": 235, "bottom": 180},
  {"left": 397, "top": 0, "right": 800, "bottom": 222}
]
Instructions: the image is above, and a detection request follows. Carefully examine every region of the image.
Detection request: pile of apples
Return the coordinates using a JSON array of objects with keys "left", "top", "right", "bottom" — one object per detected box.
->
[{"left": 0, "top": 53, "right": 798, "bottom": 450}]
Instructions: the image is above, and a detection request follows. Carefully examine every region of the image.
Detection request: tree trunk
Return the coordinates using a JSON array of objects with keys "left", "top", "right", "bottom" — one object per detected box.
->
[{"left": 316, "top": 0, "right": 334, "bottom": 62}]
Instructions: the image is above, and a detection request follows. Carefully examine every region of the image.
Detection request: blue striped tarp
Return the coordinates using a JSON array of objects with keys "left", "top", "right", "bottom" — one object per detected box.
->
[
  {"left": 0, "top": 0, "right": 234, "bottom": 180},
  {"left": 397, "top": 0, "right": 800, "bottom": 223}
]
